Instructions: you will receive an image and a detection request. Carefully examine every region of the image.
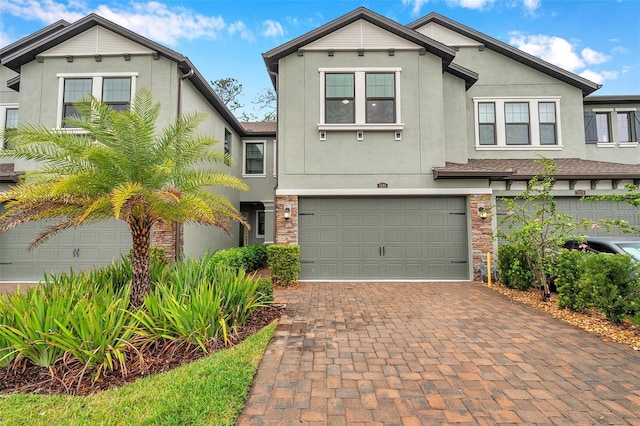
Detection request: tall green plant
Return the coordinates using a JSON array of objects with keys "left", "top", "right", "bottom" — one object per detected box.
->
[
  {"left": 0, "top": 89, "right": 248, "bottom": 306},
  {"left": 497, "top": 157, "right": 604, "bottom": 300}
]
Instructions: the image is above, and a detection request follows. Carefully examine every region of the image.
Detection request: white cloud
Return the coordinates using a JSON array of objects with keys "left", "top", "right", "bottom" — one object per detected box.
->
[
  {"left": 262, "top": 20, "right": 284, "bottom": 38},
  {"left": 227, "top": 21, "right": 255, "bottom": 43},
  {"left": 0, "top": 0, "right": 86, "bottom": 24},
  {"left": 0, "top": 30, "right": 12, "bottom": 48},
  {"left": 581, "top": 48, "right": 610, "bottom": 65},
  {"left": 579, "top": 69, "right": 618, "bottom": 84},
  {"left": 522, "top": 0, "right": 541, "bottom": 13},
  {"left": 0, "top": 0, "right": 269, "bottom": 47},
  {"left": 510, "top": 33, "right": 585, "bottom": 72},
  {"left": 401, "top": 0, "right": 430, "bottom": 16},
  {"left": 447, "top": 0, "right": 496, "bottom": 9}
]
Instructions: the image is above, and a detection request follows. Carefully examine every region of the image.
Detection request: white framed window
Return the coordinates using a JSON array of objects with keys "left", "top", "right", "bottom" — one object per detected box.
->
[
  {"left": 319, "top": 68, "right": 403, "bottom": 131},
  {"left": 256, "top": 211, "right": 265, "bottom": 238},
  {"left": 474, "top": 97, "right": 562, "bottom": 149},
  {"left": 56, "top": 72, "right": 138, "bottom": 129},
  {"left": 0, "top": 104, "right": 18, "bottom": 148},
  {"left": 242, "top": 141, "right": 266, "bottom": 176}
]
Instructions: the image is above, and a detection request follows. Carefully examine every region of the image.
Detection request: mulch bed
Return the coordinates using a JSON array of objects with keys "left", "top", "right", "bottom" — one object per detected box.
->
[{"left": 0, "top": 304, "right": 284, "bottom": 396}]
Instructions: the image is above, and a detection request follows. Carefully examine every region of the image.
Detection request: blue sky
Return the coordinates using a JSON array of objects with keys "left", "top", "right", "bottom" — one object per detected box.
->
[{"left": 1, "top": 0, "right": 639, "bottom": 117}]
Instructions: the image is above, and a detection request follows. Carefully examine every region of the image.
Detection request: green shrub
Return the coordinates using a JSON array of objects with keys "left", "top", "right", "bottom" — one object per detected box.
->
[
  {"left": 584, "top": 254, "right": 640, "bottom": 323},
  {"left": 209, "top": 245, "right": 268, "bottom": 273},
  {"left": 267, "top": 245, "right": 300, "bottom": 287},
  {"left": 497, "top": 244, "right": 533, "bottom": 290},
  {"left": 551, "top": 249, "right": 592, "bottom": 311},
  {"left": 255, "top": 277, "right": 274, "bottom": 302}
]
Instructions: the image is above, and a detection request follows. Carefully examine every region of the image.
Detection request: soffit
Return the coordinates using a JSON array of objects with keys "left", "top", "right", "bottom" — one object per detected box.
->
[
  {"left": 39, "top": 26, "right": 153, "bottom": 57},
  {"left": 414, "top": 22, "right": 482, "bottom": 48},
  {"left": 304, "top": 19, "right": 420, "bottom": 51}
]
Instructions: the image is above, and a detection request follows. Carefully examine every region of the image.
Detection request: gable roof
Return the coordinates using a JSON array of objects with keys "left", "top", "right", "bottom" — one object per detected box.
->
[
  {"left": 0, "top": 20, "right": 70, "bottom": 58},
  {"left": 263, "top": 7, "right": 475, "bottom": 88},
  {"left": 0, "top": 14, "right": 255, "bottom": 137},
  {"left": 407, "top": 13, "right": 601, "bottom": 96}
]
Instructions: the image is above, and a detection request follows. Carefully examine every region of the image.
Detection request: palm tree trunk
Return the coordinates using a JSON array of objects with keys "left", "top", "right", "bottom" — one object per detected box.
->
[{"left": 129, "top": 217, "right": 152, "bottom": 307}]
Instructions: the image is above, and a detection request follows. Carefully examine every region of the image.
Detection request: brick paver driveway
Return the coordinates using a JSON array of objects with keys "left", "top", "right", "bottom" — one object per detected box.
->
[{"left": 238, "top": 282, "right": 640, "bottom": 425}]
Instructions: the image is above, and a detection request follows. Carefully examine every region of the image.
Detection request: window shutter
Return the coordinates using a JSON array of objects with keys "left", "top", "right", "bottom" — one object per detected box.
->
[
  {"left": 584, "top": 111, "right": 597, "bottom": 143},
  {"left": 634, "top": 110, "right": 640, "bottom": 142}
]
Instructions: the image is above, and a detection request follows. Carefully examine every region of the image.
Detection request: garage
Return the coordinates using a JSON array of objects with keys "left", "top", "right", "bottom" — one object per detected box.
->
[
  {"left": 497, "top": 197, "right": 640, "bottom": 237},
  {"left": 298, "top": 197, "right": 469, "bottom": 280},
  {"left": 0, "top": 220, "right": 132, "bottom": 281}
]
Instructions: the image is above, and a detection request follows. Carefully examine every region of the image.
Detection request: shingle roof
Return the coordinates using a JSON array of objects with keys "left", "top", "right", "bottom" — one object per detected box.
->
[
  {"left": 241, "top": 122, "right": 277, "bottom": 134},
  {"left": 433, "top": 159, "right": 640, "bottom": 180}
]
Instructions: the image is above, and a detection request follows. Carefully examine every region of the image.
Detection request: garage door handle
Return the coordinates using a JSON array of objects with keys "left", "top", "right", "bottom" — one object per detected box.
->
[{"left": 450, "top": 260, "right": 468, "bottom": 264}]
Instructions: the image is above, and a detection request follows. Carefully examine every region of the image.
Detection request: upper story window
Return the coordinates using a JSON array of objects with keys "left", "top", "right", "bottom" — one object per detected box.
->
[
  {"left": 319, "top": 68, "right": 402, "bottom": 130},
  {"left": 57, "top": 72, "right": 137, "bottom": 129},
  {"left": 1, "top": 105, "right": 18, "bottom": 148},
  {"left": 474, "top": 97, "right": 561, "bottom": 150},
  {"left": 584, "top": 110, "right": 639, "bottom": 145},
  {"left": 243, "top": 141, "right": 265, "bottom": 176}
]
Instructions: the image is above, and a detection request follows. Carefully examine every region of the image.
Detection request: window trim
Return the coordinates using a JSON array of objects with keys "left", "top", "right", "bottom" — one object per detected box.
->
[
  {"left": 318, "top": 67, "right": 403, "bottom": 131},
  {"left": 242, "top": 140, "right": 266, "bottom": 177},
  {"left": 56, "top": 72, "right": 138, "bottom": 129},
  {"left": 473, "top": 97, "right": 562, "bottom": 150}
]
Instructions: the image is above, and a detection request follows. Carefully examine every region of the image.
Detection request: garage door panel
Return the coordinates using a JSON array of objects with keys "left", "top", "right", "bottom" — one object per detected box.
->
[{"left": 298, "top": 197, "right": 469, "bottom": 280}]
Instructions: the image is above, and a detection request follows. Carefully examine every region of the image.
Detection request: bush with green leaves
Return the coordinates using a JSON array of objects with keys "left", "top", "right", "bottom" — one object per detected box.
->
[
  {"left": 583, "top": 253, "right": 640, "bottom": 323},
  {"left": 267, "top": 244, "right": 300, "bottom": 287},
  {"left": 209, "top": 244, "right": 268, "bottom": 273},
  {"left": 255, "top": 277, "right": 274, "bottom": 302},
  {"left": 497, "top": 244, "right": 534, "bottom": 290},
  {"left": 550, "top": 249, "right": 592, "bottom": 311}
]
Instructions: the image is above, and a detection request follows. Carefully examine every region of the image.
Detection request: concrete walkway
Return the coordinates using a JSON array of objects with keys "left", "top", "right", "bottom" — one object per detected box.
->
[{"left": 238, "top": 282, "right": 640, "bottom": 425}]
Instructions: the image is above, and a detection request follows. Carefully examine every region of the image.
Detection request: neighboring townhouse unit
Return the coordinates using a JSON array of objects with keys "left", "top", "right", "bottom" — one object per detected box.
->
[
  {"left": 1, "top": 7, "right": 639, "bottom": 283},
  {"left": 263, "top": 7, "right": 640, "bottom": 281},
  {"left": 0, "top": 14, "right": 276, "bottom": 281}
]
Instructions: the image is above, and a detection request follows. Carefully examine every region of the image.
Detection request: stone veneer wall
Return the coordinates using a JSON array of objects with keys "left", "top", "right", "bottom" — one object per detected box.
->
[
  {"left": 151, "top": 221, "right": 182, "bottom": 261},
  {"left": 275, "top": 195, "right": 298, "bottom": 244},
  {"left": 469, "top": 194, "right": 494, "bottom": 281}
]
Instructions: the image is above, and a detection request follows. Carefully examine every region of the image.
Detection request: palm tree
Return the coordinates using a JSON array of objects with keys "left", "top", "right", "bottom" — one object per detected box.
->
[{"left": 0, "top": 89, "right": 248, "bottom": 305}]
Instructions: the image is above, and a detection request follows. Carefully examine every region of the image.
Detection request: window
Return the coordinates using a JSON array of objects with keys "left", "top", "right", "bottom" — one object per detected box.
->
[
  {"left": 57, "top": 73, "right": 137, "bottom": 128},
  {"left": 365, "top": 73, "right": 395, "bottom": 123},
  {"left": 256, "top": 211, "right": 265, "bottom": 238},
  {"left": 596, "top": 113, "right": 610, "bottom": 142},
  {"left": 243, "top": 141, "right": 265, "bottom": 176},
  {"left": 63, "top": 78, "right": 92, "bottom": 126},
  {"left": 478, "top": 102, "right": 496, "bottom": 145},
  {"left": 1, "top": 105, "right": 18, "bottom": 148},
  {"left": 474, "top": 98, "right": 561, "bottom": 149},
  {"left": 538, "top": 102, "right": 557, "bottom": 145},
  {"left": 320, "top": 68, "right": 402, "bottom": 129},
  {"left": 505, "top": 103, "right": 530, "bottom": 145},
  {"left": 102, "top": 78, "right": 131, "bottom": 112},
  {"left": 325, "top": 73, "right": 354, "bottom": 124},
  {"left": 224, "top": 128, "right": 232, "bottom": 156},
  {"left": 585, "top": 110, "right": 639, "bottom": 144}
]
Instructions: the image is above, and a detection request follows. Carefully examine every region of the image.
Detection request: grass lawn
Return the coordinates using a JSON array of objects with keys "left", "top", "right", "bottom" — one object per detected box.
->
[{"left": 0, "top": 323, "right": 275, "bottom": 426}]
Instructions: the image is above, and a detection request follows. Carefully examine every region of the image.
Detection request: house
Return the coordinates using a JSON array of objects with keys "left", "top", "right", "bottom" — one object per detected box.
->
[
  {"left": 0, "top": 14, "right": 276, "bottom": 281},
  {"left": 1, "top": 7, "right": 639, "bottom": 282}
]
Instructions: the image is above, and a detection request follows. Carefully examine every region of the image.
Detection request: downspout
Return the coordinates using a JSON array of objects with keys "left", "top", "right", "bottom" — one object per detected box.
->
[
  {"left": 174, "top": 65, "right": 194, "bottom": 261},
  {"left": 268, "top": 69, "right": 279, "bottom": 244}
]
